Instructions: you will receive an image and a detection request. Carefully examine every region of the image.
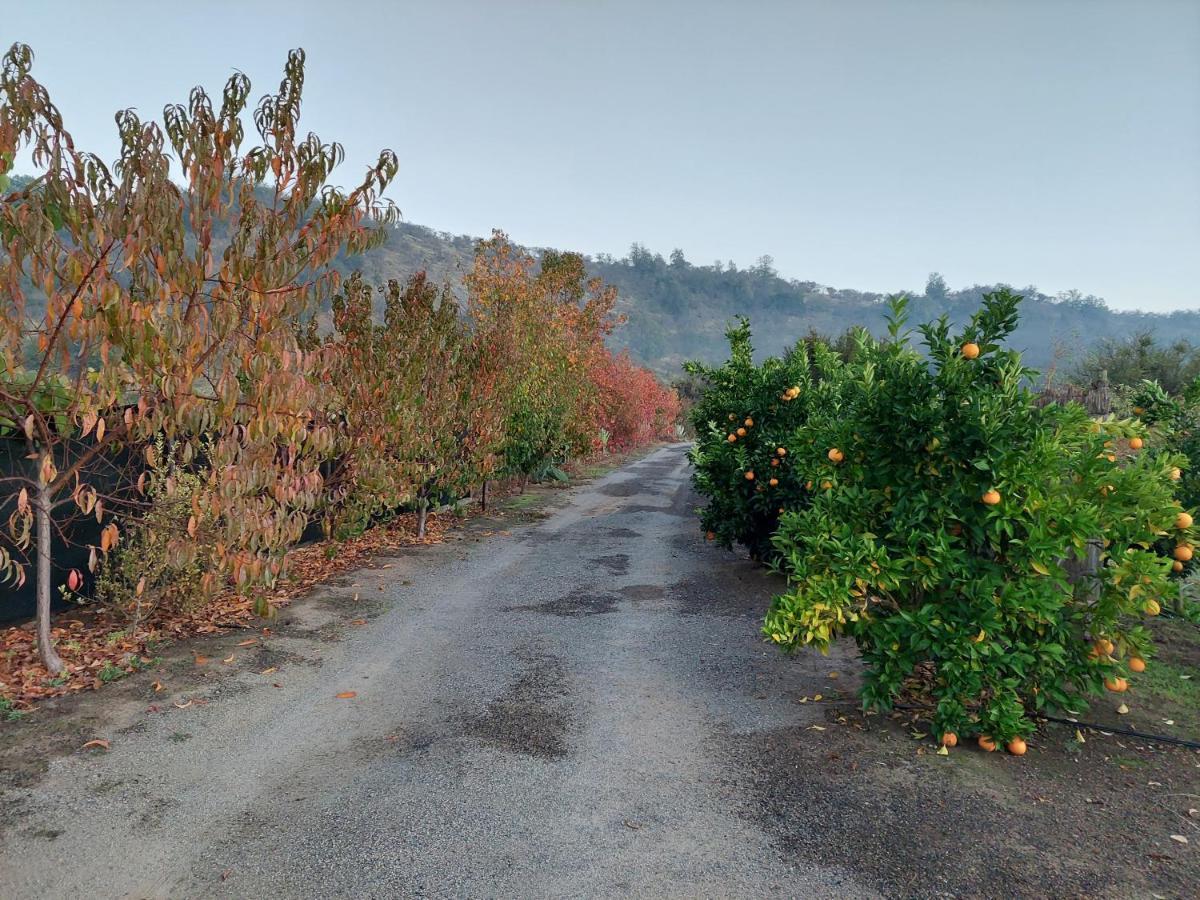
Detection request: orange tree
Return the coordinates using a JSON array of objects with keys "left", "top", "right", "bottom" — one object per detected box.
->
[
  {"left": 686, "top": 319, "right": 852, "bottom": 560},
  {"left": 762, "top": 291, "right": 1193, "bottom": 748},
  {"left": 0, "top": 44, "right": 397, "bottom": 671}
]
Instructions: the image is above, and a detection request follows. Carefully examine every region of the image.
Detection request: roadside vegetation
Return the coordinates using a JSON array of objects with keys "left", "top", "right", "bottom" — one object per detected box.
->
[
  {"left": 690, "top": 290, "right": 1200, "bottom": 753},
  {"left": 0, "top": 43, "right": 678, "bottom": 705}
]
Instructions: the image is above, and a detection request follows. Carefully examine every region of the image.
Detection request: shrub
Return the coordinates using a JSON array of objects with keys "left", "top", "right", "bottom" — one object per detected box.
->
[
  {"left": 686, "top": 319, "right": 851, "bottom": 560},
  {"left": 756, "top": 292, "right": 1192, "bottom": 744},
  {"left": 88, "top": 438, "right": 214, "bottom": 627}
]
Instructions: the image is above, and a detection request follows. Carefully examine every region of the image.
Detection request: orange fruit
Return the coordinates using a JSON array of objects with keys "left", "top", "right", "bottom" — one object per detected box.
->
[
  {"left": 978, "top": 735, "right": 997, "bottom": 752},
  {"left": 1104, "top": 676, "right": 1128, "bottom": 693},
  {"left": 827, "top": 448, "right": 844, "bottom": 464},
  {"left": 981, "top": 489, "right": 1001, "bottom": 506},
  {"left": 1171, "top": 467, "right": 1182, "bottom": 481},
  {"left": 961, "top": 342, "right": 980, "bottom": 359},
  {"left": 1143, "top": 599, "right": 1160, "bottom": 616},
  {"left": 1174, "top": 544, "right": 1193, "bottom": 562},
  {"left": 1007, "top": 737, "right": 1027, "bottom": 756},
  {"left": 1129, "top": 656, "right": 1146, "bottom": 673},
  {"left": 770, "top": 458, "right": 780, "bottom": 467},
  {"left": 737, "top": 427, "right": 747, "bottom": 437},
  {"left": 1176, "top": 512, "right": 1193, "bottom": 530},
  {"left": 744, "top": 417, "right": 754, "bottom": 427},
  {"left": 776, "top": 447, "right": 787, "bottom": 457},
  {"left": 1173, "top": 560, "right": 1184, "bottom": 573},
  {"left": 1129, "top": 436, "right": 1143, "bottom": 450},
  {"left": 941, "top": 732, "right": 958, "bottom": 748},
  {"left": 1133, "top": 406, "right": 1145, "bottom": 415},
  {"left": 705, "top": 531, "right": 715, "bottom": 541},
  {"left": 744, "top": 471, "right": 755, "bottom": 481},
  {"left": 768, "top": 478, "right": 779, "bottom": 487},
  {"left": 1095, "top": 638, "right": 1114, "bottom": 656},
  {"left": 727, "top": 434, "right": 737, "bottom": 443},
  {"left": 821, "top": 480, "right": 832, "bottom": 490}
]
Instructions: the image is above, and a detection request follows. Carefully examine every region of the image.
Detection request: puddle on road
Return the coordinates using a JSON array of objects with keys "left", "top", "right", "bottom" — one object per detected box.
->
[
  {"left": 463, "top": 648, "right": 574, "bottom": 759},
  {"left": 503, "top": 590, "right": 620, "bottom": 618}
]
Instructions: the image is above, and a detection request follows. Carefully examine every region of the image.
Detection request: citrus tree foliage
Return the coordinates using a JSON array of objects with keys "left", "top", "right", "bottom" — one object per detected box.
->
[
  {"left": 685, "top": 319, "right": 851, "bottom": 560},
  {"left": 758, "top": 291, "right": 1193, "bottom": 744},
  {"left": 0, "top": 44, "right": 397, "bottom": 670}
]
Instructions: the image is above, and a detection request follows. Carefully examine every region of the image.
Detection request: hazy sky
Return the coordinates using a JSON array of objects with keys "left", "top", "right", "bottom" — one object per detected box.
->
[{"left": 6, "top": 1, "right": 1199, "bottom": 310}]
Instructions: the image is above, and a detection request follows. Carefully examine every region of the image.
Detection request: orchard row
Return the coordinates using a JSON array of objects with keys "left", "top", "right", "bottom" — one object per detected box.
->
[
  {"left": 0, "top": 45, "right": 678, "bottom": 674},
  {"left": 688, "top": 291, "right": 1194, "bottom": 749}
]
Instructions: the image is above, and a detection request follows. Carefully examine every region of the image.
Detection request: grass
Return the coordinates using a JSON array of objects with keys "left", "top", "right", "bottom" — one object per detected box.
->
[{"left": 1135, "top": 657, "right": 1200, "bottom": 710}]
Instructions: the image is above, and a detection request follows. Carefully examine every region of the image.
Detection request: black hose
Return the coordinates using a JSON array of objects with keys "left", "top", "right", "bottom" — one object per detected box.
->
[
  {"left": 892, "top": 702, "right": 1200, "bottom": 750},
  {"left": 1038, "top": 714, "right": 1200, "bottom": 750}
]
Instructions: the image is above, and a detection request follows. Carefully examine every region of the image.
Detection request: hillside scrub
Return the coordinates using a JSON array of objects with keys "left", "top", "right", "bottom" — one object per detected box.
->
[
  {"left": 0, "top": 43, "right": 678, "bottom": 688},
  {"left": 691, "top": 291, "right": 1196, "bottom": 747}
]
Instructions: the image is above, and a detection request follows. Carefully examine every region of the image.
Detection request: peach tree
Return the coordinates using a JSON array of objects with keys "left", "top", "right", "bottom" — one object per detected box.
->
[
  {"left": 0, "top": 44, "right": 396, "bottom": 671},
  {"left": 763, "top": 292, "right": 1193, "bottom": 748}
]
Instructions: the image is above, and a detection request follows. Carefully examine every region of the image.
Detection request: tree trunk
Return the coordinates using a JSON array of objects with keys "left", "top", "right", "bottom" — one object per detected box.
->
[
  {"left": 35, "top": 481, "right": 65, "bottom": 675},
  {"left": 417, "top": 496, "right": 429, "bottom": 540},
  {"left": 480, "top": 479, "right": 488, "bottom": 512}
]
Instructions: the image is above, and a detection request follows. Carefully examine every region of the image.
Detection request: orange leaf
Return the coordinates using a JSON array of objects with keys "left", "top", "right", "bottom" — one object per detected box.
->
[
  {"left": 335, "top": 691, "right": 357, "bottom": 699},
  {"left": 81, "top": 739, "right": 110, "bottom": 751},
  {"left": 236, "top": 638, "right": 258, "bottom": 647},
  {"left": 194, "top": 655, "right": 209, "bottom": 666}
]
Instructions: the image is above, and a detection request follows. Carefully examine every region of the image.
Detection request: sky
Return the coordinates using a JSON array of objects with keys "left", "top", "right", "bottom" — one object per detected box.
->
[{"left": 5, "top": 0, "right": 1200, "bottom": 311}]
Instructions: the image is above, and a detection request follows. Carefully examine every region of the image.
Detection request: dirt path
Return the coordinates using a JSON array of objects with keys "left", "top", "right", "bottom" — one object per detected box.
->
[{"left": 1, "top": 444, "right": 1197, "bottom": 898}]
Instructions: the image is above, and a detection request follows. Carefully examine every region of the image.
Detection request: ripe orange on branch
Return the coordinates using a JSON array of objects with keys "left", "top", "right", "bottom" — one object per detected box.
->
[
  {"left": 961, "top": 342, "right": 980, "bottom": 359},
  {"left": 981, "top": 489, "right": 1001, "bottom": 505}
]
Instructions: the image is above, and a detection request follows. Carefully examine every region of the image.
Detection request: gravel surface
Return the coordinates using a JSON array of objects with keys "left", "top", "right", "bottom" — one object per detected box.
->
[
  {"left": 0, "top": 445, "right": 867, "bottom": 898},
  {"left": 2, "top": 442, "right": 1197, "bottom": 898}
]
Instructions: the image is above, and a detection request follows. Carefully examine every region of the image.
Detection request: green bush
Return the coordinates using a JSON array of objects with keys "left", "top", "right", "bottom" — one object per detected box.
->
[
  {"left": 759, "top": 292, "right": 1193, "bottom": 746},
  {"left": 685, "top": 319, "right": 853, "bottom": 560}
]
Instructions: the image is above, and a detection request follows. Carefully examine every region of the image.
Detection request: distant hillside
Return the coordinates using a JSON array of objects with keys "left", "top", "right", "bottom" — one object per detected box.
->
[{"left": 350, "top": 223, "right": 1200, "bottom": 379}]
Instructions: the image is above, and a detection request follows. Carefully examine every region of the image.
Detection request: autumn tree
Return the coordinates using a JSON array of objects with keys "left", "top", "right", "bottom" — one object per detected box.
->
[{"left": 0, "top": 44, "right": 397, "bottom": 671}]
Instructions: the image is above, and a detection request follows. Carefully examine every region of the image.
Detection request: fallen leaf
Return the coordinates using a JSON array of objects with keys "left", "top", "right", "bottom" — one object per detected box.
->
[
  {"left": 260, "top": 667, "right": 278, "bottom": 675},
  {"left": 623, "top": 819, "right": 642, "bottom": 830},
  {"left": 221, "top": 868, "right": 233, "bottom": 882},
  {"left": 236, "top": 638, "right": 258, "bottom": 647},
  {"left": 351, "top": 619, "right": 367, "bottom": 626},
  {"left": 194, "top": 655, "right": 209, "bottom": 666},
  {"left": 152, "top": 681, "right": 164, "bottom": 692},
  {"left": 222, "top": 654, "right": 235, "bottom": 664},
  {"left": 1117, "top": 703, "right": 1129, "bottom": 714},
  {"left": 1170, "top": 834, "right": 1188, "bottom": 845},
  {"left": 813, "top": 693, "right": 823, "bottom": 701},
  {"left": 809, "top": 725, "right": 825, "bottom": 731},
  {"left": 81, "top": 738, "right": 110, "bottom": 751},
  {"left": 174, "top": 700, "right": 193, "bottom": 709},
  {"left": 336, "top": 691, "right": 357, "bottom": 699},
  {"left": 827, "top": 671, "right": 839, "bottom": 679},
  {"left": 936, "top": 745, "right": 949, "bottom": 756}
]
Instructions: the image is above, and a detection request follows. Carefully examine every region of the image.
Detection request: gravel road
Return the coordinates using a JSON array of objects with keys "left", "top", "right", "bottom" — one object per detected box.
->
[{"left": 0, "top": 444, "right": 870, "bottom": 899}]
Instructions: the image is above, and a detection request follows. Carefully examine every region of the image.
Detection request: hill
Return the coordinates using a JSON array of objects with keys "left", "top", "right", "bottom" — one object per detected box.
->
[{"left": 352, "top": 223, "right": 1200, "bottom": 379}]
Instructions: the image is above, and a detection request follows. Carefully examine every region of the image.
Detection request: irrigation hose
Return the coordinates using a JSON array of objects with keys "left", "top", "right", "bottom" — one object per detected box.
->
[
  {"left": 1037, "top": 714, "right": 1200, "bottom": 750},
  {"left": 893, "top": 702, "right": 1200, "bottom": 751}
]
